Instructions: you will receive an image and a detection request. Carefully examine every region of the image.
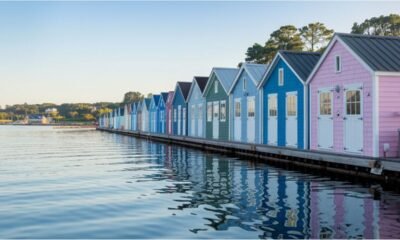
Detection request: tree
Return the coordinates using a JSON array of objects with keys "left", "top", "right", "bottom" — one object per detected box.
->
[
  {"left": 146, "top": 93, "right": 153, "bottom": 98},
  {"left": 351, "top": 14, "right": 400, "bottom": 36},
  {"left": 245, "top": 43, "right": 266, "bottom": 63},
  {"left": 299, "top": 22, "right": 334, "bottom": 52},
  {"left": 68, "top": 111, "right": 79, "bottom": 119},
  {"left": 244, "top": 25, "right": 305, "bottom": 64},
  {"left": 83, "top": 114, "right": 95, "bottom": 121},
  {"left": 123, "top": 91, "right": 143, "bottom": 104}
]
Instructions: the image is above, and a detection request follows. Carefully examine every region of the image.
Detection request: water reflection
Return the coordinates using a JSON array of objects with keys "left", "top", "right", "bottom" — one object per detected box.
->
[
  {"left": 138, "top": 141, "right": 399, "bottom": 239},
  {"left": 1, "top": 127, "right": 399, "bottom": 238}
]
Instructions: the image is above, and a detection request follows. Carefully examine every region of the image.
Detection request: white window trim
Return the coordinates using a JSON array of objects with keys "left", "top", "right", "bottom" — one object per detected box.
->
[
  {"left": 335, "top": 55, "right": 342, "bottom": 73},
  {"left": 207, "top": 102, "right": 212, "bottom": 122},
  {"left": 278, "top": 68, "right": 284, "bottom": 86}
]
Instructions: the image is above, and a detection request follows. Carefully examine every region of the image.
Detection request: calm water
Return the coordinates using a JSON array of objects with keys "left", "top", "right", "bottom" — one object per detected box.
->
[{"left": 0, "top": 126, "right": 399, "bottom": 239}]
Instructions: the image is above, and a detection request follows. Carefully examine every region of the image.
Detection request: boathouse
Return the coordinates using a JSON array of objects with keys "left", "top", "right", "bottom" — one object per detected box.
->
[
  {"left": 187, "top": 76, "right": 209, "bottom": 138},
  {"left": 260, "top": 50, "right": 320, "bottom": 149},
  {"left": 131, "top": 102, "right": 138, "bottom": 131},
  {"left": 149, "top": 94, "right": 161, "bottom": 133},
  {"left": 307, "top": 33, "right": 400, "bottom": 157},
  {"left": 124, "top": 103, "right": 131, "bottom": 131},
  {"left": 141, "top": 98, "right": 151, "bottom": 132},
  {"left": 165, "top": 91, "right": 174, "bottom": 135},
  {"left": 228, "top": 63, "right": 268, "bottom": 143},
  {"left": 158, "top": 92, "right": 169, "bottom": 134},
  {"left": 203, "top": 67, "right": 239, "bottom": 141},
  {"left": 136, "top": 101, "right": 143, "bottom": 131},
  {"left": 172, "top": 82, "right": 192, "bottom": 136},
  {"left": 119, "top": 107, "right": 125, "bottom": 130}
]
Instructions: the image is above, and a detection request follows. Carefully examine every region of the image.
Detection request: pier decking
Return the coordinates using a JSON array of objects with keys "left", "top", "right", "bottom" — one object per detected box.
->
[{"left": 97, "top": 127, "right": 400, "bottom": 186}]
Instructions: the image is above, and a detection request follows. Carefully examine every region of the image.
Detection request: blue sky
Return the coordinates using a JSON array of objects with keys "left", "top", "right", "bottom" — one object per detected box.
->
[{"left": 0, "top": 1, "right": 399, "bottom": 107}]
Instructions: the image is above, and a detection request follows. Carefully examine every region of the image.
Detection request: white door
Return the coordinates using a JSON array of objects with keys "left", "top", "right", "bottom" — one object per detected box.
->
[
  {"left": 183, "top": 107, "right": 186, "bottom": 136},
  {"left": 344, "top": 85, "right": 363, "bottom": 153},
  {"left": 168, "top": 109, "right": 172, "bottom": 134},
  {"left": 286, "top": 92, "right": 298, "bottom": 147},
  {"left": 177, "top": 105, "right": 181, "bottom": 135},
  {"left": 234, "top": 98, "right": 241, "bottom": 141},
  {"left": 318, "top": 89, "right": 334, "bottom": 149},
  {"left": 191, "top": 105, "right": 196, "bottom": 136},
  {"left": 213, "top": 101, "right": 219, "bottom": 139},
  {"left": 197, "top": 104, "right": 203, "bottom": 137},
  {"left": 247, "top": 96, "right": 256, "bottom": 143},
  {"left": 268, "top": 94, "right": 278, "bottom": 145}
]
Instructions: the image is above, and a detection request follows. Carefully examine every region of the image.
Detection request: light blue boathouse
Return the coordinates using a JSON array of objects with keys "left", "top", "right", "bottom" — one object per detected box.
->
[
  {"left": 228, "top": 63, "right": 268, "bottom": 143},
  {"left": 187, "top": 76, "right": 208, "bottom": 138},
  {"left": 149, "top": 95, "right": 161, "bottom": 133}
]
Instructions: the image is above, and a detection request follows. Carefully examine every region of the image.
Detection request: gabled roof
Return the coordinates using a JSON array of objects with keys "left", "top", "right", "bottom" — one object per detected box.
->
[
  {"left": 144, "top": 98, "right": 151, "bottom": 109},
  {"left": 151, "top": 94, "right": 160, "bottom": 107},
  {"left": 338, "top": 33, "right": 400, "bottom": 72},
  {"left": 204, "top": 67, "right": 239, "bottom": 96},
  {"left": 260, "top": 50, "right": 320, "bottom": 88},
  {"left": 161, "top": 92, "right": 169, "bottom": 103},
  {"left": 229, "top": 63, "right": 268, "bottom": 93},
  {"left": 307, "top": 33, "right": 400, "bottom": 84},
  {"left": 176, "top": 81, "right": 192, "bottom": 101},
  {"left": 166, "top": 91, "right": 174, "bottom": 104},
  {"left": 187, "top": 76, "right": 209, "bottom": 102},
  {"left": 193, "top": 76, "right": 209, "bottom": 93}
]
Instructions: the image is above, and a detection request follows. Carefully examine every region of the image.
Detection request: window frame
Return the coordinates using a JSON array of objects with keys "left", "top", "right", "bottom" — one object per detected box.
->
[
  {"left": 335, "top": 55, "right": 342, "bottom": 73},
  {"left": 278, "top": 68, "right": 284, "bottom": 86},
  {"left": 207, "top": 102, "right": 212, "bottom": 122}
]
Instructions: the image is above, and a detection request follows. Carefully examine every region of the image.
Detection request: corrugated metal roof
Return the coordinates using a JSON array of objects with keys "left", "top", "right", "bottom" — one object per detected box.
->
[
  {"left": 177, "top": 81, "right": 192, "bottom": 101},
  {"left": 337, "top": 33, "right": 400, "bottom": 72},
  {"left": 152, "top": 94, "right": 160, "bottom": 107},
  {"left": 280, "top": 50, "right": 321, "bottom": 81},
  {"left": 245, "top": 63, "right": 268, "bottom": 84},
  {"left": 161, "top": 92, "right": 169, "bottom": 103},
  {"left": 213, "top": 68, "right": 239, "bottom": 92},
  {"left": 193, "top": 76, "right": 209, "bottom": 93}
]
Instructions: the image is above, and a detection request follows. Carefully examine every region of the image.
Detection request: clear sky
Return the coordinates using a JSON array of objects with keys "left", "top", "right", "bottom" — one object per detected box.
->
[{"left": 0, "top": 1, "right": 399, "bottom": 107}]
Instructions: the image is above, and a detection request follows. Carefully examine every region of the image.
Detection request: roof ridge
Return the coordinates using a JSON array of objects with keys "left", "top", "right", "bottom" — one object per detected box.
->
[
  {"left": 280, "top": 50, "right": 321, "bottom": 55},
  {"left": 336, "top": 32, "right": 400, "bottom": 40}
]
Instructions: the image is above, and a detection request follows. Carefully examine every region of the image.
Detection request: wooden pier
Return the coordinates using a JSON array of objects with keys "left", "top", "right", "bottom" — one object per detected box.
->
[{"left": 97, "top": 127, "right": 400, "bottom": 186}]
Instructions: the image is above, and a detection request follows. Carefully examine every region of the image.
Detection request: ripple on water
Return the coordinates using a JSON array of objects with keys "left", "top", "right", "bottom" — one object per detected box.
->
[{"left": 0, "top": 126, "right": 400, "bottom": 238}]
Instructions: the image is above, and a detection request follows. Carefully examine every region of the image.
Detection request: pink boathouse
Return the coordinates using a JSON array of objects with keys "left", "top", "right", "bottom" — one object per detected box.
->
[{"left": 307, "top": 33, "right": 400, "bottom": 158}]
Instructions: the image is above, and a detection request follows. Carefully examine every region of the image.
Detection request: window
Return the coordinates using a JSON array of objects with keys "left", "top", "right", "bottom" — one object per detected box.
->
[
  {"left": 243, "top": 78, "right": 246, "bottom": 90},
  {"left": 174, "top": 109, "right": 177, "bottom": 122},
  {"left": 346, "top": 90, "right": 361, "bottom": 115},
  {"left": 278, "top": 68, "right": 284, "bottom": 86},
  {"left": 268, "top": 96, "right": 277, "bottom": 117},
  {"left": 335, "top": 55, "right": 341, "bottom": 72},
  {"left": 287, "top": 95, "right": 297, "bottom": 116},
  {"left": 319, "top": 92, "right": 332, "bottom": 115},
  {"left": 214, "top": 81, "right": 218, "bottom": 93},
  {"left": 198, "top": 104, "right": 203, "bottom": 119},
  {"left": 207, "top": 102, "right": 212, "bottom": 122},
  {"left": 220, "top": 101, "right": 226, "bottom": 122},
  {"left": 247, "top": 98, "right": 255, "bottom": 117},
  {"left": 235, "top": 100, "right": 241, "bottom": 117}
]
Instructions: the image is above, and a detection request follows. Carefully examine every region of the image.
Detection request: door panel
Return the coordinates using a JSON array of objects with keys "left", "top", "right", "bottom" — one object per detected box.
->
[
  {"left": 213, "top": 101, "right": 219, "bottom": 139},
  {"left": 178, "top": 105, "right": 181, "bottom": 135},
  {"left": 247, "top": 96, "right": 255, "bottom": 143},
  {"left": 268, "top": 94, "right": 278, "bottom": 145},
  {"left": 344, "top": 86, "right": 363, "bottom": 153},
  {"left": 286, "top": 92, "right": 298, "bottom": 147},
  {"left": 234, "top": 98, "right": 241, "bottom": 141},
  {"left": 317, "top": 90, "right": 333, "bottom": 149}
]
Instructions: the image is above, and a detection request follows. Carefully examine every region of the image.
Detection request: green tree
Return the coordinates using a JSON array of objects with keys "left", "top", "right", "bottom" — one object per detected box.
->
[
  {"left": 123, "top": 91, "right": 144, "bottom": 104},
  {"left": 351, "top": 14, "right": 400, "bottom": 36},
  {"left": 68, "top": 111, "right": 79, "bottom": 119},
  {"left": 299, "top": 22, "right": 334, "bottom": 52},
  {"left": 245, "top": 43, "right": 266, "bottom": 63},
  {"left": 244, "top": 25, "right": 305, "bottom": 63}
]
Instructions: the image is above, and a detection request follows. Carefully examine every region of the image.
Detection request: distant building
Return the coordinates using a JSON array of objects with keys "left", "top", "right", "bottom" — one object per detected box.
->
[
  {"left": 45, "top": 108, "right": 58, "bottom": 115},
  {"left": 26, "top": 115, "right": 49, "bottom": 124}
]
